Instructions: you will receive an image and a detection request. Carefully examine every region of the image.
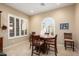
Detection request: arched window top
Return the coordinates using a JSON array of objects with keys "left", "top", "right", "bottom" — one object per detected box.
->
[
  {"left": 42, "top": 17, "right": 55, "bottom": 26},
  {"left": 41, "top": 17, "right": 55, "bottom": 36}
]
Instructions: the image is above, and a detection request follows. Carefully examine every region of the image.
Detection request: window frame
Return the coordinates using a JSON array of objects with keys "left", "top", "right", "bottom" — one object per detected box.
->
[{"left": 8, "top": 14, "right": 28, "bottom": 39}]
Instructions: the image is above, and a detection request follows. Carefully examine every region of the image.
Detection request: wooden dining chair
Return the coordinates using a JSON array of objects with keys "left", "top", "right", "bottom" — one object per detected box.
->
[
  {"left": 64, "top": 33, "right": 74, "bottom": 51},
  {"left": 29, "top": 32, "right": 36, "bottom": 48},
  {"left": 31, "top": 35, "right": 43, "bottom": 56},
  {"left": 47, "top": 35, "right": 57, "bottom": 56}
]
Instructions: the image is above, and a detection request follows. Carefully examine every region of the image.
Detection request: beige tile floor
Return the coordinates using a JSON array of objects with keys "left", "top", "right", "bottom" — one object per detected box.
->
[{"left": 3, "top": 40, "right": 79, "bottom": 56}]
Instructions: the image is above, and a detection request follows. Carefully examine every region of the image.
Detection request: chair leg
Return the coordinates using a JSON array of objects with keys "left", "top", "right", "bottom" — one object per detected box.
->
[
  {"left": 55, "top": 47, "right": 57, "bottom": 56},
  {"left": 64, "top": 41, "right": 65, "bottom": 47},
  {"left": 31, "top": 46, "right": 33, "bottom": 56},
  {"left": 31, "top": 51, "right": 33, "bottom": 56},
  {"left": 56, "top": 46, "right": 58, "bottom": 53},
  {"left": 47, "top": 45, "right": 49, "bottom": 54},
  {"left": 54, "top": 44, "right": 57, "bottom": 56},
  {"left": 65, "top": 41, "right": 67, "bottom": 50},
  {"left": 73, "top": 42, "right": 74, "bottom": 51},
  {"left": 30, "top": 43, "right": 31, "bottom": 48},
  {"left": 38, "top": 47, "right": 40, "bottom": 56}
]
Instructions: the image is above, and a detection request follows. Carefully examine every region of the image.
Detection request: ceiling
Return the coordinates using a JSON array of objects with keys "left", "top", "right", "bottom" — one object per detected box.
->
[{"left": 5, "top": 3, "right": 74, "bottom": 16}]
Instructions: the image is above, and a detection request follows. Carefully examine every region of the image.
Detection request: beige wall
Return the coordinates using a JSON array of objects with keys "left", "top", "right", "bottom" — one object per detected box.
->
[
  {"left": 75, "top": 4, "right": 79, "bottom": 49},
  {"left": 30, "top": 5, "right": 75, "bottom": 45},
  {"left": 0, "top": 4, "right": 30, "bottom": 49}
]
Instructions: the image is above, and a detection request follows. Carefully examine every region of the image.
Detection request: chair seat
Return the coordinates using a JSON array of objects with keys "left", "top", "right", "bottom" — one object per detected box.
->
[
  {"left": 47, "top": 39, "right": 55, "bottom": 42},
  {"left": 64, "top": 39, "right": 74, "bottom": 42},
  {"left": 47, "top": 41, "right": 55, "bottom": 45}
]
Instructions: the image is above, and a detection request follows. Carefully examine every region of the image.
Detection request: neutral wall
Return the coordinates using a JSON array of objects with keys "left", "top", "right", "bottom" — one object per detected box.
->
[
  {"left": 75, "top": 4, "right": 79, "bottom": 49},
  {"left": 30, "top": 5, "right": 75, "bottom": 45},
  {"left": 0, "top": 4, "right": 30, "bottom": 49}
]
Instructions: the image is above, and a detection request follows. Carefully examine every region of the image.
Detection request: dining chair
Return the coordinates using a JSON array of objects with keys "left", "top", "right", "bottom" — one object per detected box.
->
[
  {"left": 31, "top": 35, "right": 43, "bottom": 56},
  {"left": 64, "top": 33, "right": 74, "bottom": 51},
  {"left": 29, "top": 32, "right": 36, "bottom": 48},
  {"left": 47, "top": 35, "right": 57, "bottom": 56}
]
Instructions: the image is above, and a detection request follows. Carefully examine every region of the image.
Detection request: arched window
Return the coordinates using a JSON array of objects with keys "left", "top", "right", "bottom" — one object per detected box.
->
[{"left": 41, "top": 17, "right": 55, "bottom": 36}]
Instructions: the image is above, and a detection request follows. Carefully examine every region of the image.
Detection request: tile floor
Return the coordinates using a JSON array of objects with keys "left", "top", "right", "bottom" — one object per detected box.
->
[{"left": 4, "top": 40, "right": 79, "bottom": 56}]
